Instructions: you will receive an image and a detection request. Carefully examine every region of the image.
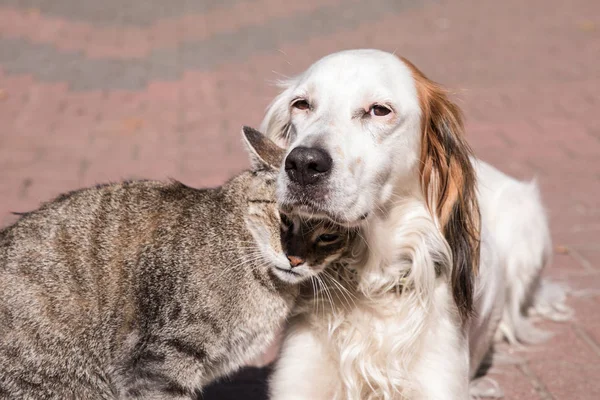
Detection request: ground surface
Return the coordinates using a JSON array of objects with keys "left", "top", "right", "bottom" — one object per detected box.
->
[{"left": 1, "top": 0, "right": 599, "bottom": 398}]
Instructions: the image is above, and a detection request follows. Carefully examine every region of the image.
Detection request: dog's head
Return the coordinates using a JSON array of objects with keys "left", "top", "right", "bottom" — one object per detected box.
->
[{"left": 260, "top": 49, "right": 480, "bottom": 320}]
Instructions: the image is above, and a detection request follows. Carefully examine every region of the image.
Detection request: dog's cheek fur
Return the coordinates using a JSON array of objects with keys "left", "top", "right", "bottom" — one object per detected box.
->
[{"left": 403, "top": 57, "right": 481, "bottom": 322}]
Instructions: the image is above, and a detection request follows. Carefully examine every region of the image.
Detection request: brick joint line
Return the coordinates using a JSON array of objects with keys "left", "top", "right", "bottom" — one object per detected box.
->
[{"left": 517, "top": 363, "right": 555, "bottom": 400}]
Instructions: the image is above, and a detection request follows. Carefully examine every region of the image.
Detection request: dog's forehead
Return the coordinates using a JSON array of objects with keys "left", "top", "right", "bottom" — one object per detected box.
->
[{"left": 298, "top": 50, "right": 418, "bottom": 106}]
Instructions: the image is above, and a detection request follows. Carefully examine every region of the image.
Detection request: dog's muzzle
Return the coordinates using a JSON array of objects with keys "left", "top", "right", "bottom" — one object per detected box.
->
[{"left": 281, "top": 146, "right": 368, "bottom": 225}]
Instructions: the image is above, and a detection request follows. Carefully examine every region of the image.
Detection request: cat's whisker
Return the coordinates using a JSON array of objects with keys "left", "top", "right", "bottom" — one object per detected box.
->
[
  {"left": 228, "top": 254, "right": 268, "bottom": 266},
  {"left": 322, "top": 269, "right": 357, "bottom": 311},
  {"left": 356, "top": 229, "right": 373, "bottom": 255},
  {"left": 316, "top": 275, "right": 335, "bottom": 318},
  {"left": 321, "top": 272, "right": 348, "bottom": 311},
  {"left": 314, "top": 275, "right": 327, "bottom": 319},
  {"left": 310, "top": 276, "right": 319, "bottom": 315},
  {"left": 314, "top": 277, "right": 324, "bottom": 319}
]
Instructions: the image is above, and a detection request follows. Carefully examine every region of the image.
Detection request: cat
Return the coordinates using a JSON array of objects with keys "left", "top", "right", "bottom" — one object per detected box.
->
[{"left": 0, "top": 127, "right": 359, "bottom": 400}]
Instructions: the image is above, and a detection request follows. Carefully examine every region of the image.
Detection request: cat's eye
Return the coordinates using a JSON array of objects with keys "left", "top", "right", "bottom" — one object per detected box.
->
[
  {"left": 291, "top": 99, "right": 310, "bottom": 111},
  {"left": 317, "top": 233, "right": 340, "bottom": 244},
  {"left": 280, "top": 213, "right": 294, "bottom": 230}
]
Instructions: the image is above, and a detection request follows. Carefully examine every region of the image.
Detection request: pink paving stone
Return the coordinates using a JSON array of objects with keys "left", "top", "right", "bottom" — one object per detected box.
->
[
  {"left": 545, "top": 252, "right": 590, "bottom": 279},
  {"left": 86, "top": 28, "right": 123, "bottom": 58},
  {"left": 486, "top": 365, "right": 543, "bottom": 400},
  {"left": 7, "top": 169, "right": 81, "bottom": 214},
  {"left": 547, "top": 217, "right": 591, "bottom": 238},
  {"left": 58, "top": 20, "right": 92, "bottom": 49},
  {"left": 0, "top": 8, "right": 20, "bottom": 33},
  {"left": 537, "top": 123, "right": 600, "bottom": 160},
  {"left": 0, "top": 72, "right": 35, "bottom": 98},
  {"left": 574, "top": 247, "right": 600, "bottom": 270},
  {"left": 562, "top": 273, "right": 600, "bottom": 296},
  {"left": 511, "top": 319, "right": 599, "bottom": 365},
  {"left": 551, "top": 229, "right": 600, "bottom": 251},
  {"left": 0, "top": 10, "right": 64, "bottom": 45},
  {"left": 552, "top": 223, "right": 598, "bottom": 246},
  {"left": 149, "top": 19, "right": 180, "bottom": 48},
  {"left": 31, "top": 16, "right": 66, "bottom": 45},
  {"left": 0, "top": 0, "right": 349, "bottom": 59},
  {"left": 529, "top": 362, "right": 600, "bottom": 400},
  {"left": 0, "top": 145, "right": 39, "bottom": 172},
  {"left": 117, "top": 28, "right": 151, "bottom": 59},
  {"left": 133, "top": 146, "right": 182, "bottom": 178},
  {"left": 465, "top": 123, "right": 513, "bottom": 150},
  {"left": 13, "top": 85, "right": 69, "bottom": 135},
  {"left": 5, "top": 7, "right": 42, "bottom": 31},
  {"left": 0, "top": 0, "right": 599, "bottom": 396},
  {"left": 7, "top": 0, "right": 340, "bottom": 58},
  {"left": 146, "top": 81, "right": 181, "bottom": 103},
  {"left": 180, "top": 73, "right": 223, "bottom": 108},
  {"left": 569, "top": 296, "right": 600, "bottom": 347}
]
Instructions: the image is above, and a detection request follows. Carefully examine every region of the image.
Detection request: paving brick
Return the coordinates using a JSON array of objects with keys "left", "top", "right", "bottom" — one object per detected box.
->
[
  {"left": 0, "top": 0, "right": 599, "bottom": 397},
  {"left": 530, "top": 362, "right": 600, "bottom": 400},
  {"left": 486, "top": 365, "right": 543, "bottom": 400}
]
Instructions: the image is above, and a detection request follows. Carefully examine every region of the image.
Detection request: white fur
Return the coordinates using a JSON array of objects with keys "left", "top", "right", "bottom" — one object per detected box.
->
[
  {"left": 261, "top": 49, "right": 568, "bottom": 399},
  {"left": 474, "top": 159, "right": 563, "bottom": 345},
  {"left": 272, "top": 200, "right": 470, "bottom": 399}
]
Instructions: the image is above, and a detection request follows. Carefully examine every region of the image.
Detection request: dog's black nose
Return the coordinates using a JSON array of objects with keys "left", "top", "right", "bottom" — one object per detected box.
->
[{"left": 285, "top": 147, "right": 332, "bottom": 186}]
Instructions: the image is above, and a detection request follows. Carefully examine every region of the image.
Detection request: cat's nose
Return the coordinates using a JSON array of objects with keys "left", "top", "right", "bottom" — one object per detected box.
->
[
  {"left": 285, "top": 147, "right": 332, "bottom": 186},
  {"left": 287, "top": 255, "right": 305, "bottom": 268}
]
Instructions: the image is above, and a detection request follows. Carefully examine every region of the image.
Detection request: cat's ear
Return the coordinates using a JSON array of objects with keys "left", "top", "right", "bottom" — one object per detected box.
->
[{"left": 242, "top": 126, "right": 285, "bottom": 171}]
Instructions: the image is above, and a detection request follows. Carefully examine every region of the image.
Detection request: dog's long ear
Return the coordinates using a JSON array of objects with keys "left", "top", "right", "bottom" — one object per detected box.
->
[
  {"left": 403, "top": 58, "right": 480, "bottom": 323},
  {"left": 259, "top": 81, "right": 295, "bottom": 148},
  {"left": 242, "top": 126, "right": 285, "bottom": 171}
]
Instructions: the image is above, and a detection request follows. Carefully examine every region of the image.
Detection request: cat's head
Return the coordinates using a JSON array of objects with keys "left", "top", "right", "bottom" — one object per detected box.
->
[
  {"left": 242, "top": 127, "right": 358, "bottom": 284},
  {"left": 276, "top": 214, "right": 359, "bottom": 284}
]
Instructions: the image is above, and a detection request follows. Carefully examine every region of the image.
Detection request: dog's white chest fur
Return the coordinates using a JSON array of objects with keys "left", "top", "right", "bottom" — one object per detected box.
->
[{"left": 271, "top": 200, "right": 470, "bottom": 400}]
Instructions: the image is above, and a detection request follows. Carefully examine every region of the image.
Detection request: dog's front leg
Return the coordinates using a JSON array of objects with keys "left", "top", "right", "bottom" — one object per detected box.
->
[
  {"left": 269, "top": 320, "right": 338, "bottom": 400},
  {"left": 410, "top": 282, "right": 471, "bottom": 400}
]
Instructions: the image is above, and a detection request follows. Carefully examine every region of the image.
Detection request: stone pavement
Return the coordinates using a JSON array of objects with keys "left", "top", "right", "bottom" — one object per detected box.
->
[{"left": 0, "top": 0, "right": 599, "bottom": 398}]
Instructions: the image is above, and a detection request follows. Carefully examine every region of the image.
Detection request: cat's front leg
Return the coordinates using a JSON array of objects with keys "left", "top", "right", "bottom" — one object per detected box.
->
[
  {"left": 119, "top": 369, "right": 199, "bottom": 400},
  {"left": 123, "top": 388, "right": 193, "bottom": 400},
  {"left": 118, "top": 338, "right": 207, "bottom": 400}
]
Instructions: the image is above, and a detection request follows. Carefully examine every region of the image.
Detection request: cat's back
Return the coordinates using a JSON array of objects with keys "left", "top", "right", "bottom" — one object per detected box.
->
[
  {"left": 1, "top": 179, "right": 204, "bottom": 268},
  {"left": 0, "top": 179, "right": 226, "bottom": 398},
  {"left": 0, "top": 179, "right": 228, "bottom": 310}
]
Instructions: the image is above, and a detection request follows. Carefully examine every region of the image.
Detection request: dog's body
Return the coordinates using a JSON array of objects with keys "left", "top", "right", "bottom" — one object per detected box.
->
[
  {"left": 261, "top": 49, "right": 567, "bottom": 399},
  {"left": 271, "top": 198, "right": 474, "bottom": 399}
]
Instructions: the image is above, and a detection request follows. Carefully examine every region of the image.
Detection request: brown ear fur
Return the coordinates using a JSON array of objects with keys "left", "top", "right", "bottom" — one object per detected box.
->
[{"left": 402, "top": 58, "right": 481, "bottom": 322}]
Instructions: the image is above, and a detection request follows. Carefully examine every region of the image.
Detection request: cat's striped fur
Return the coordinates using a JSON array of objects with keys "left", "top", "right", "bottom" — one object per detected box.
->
[{"left": 0, "top": 127, "right": 356, "bottom": 399}]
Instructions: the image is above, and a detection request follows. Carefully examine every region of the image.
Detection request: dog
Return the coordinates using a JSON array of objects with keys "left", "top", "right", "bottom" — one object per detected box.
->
[{"left": 259, "top": 49, "right": 569, "bottom": 399}]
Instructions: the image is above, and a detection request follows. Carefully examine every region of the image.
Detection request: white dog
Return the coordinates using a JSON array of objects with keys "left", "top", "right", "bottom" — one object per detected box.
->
[{"left": 260, "top": 49, "right": 568, "bottom": 399}]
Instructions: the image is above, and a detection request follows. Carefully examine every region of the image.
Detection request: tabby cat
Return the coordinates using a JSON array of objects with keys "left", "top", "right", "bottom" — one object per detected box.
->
[{"left": 0, "top": 127, "right": 358, "bottom": 399}]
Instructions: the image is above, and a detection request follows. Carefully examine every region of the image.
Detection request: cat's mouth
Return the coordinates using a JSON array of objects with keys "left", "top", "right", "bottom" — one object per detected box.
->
[
  {"left": 272, "top": 264, "right": 315, "bottom": 285},
  {"left": 274, "top": 266, "right": 301, "bottom": 277}
]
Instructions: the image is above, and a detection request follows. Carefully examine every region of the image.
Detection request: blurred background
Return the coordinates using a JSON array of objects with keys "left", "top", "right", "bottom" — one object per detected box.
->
[{"left": 0, "top": 0, "right": 598, "bottom": 398}]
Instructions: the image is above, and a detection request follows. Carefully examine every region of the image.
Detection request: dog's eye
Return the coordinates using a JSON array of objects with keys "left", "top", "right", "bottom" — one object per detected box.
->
[
  {"left": 292, "top": 99, "right": 310, "bottom": 111},
  {"left": 317, "top": 233, "right": 340, "bottom": 244},
  {"left": 369, "top": 105, "right": 392, "bottom": 117}
]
